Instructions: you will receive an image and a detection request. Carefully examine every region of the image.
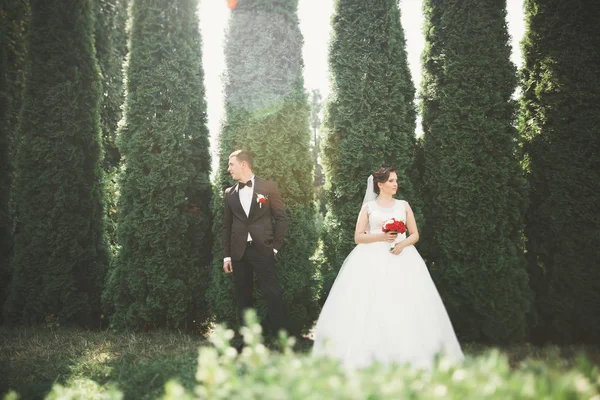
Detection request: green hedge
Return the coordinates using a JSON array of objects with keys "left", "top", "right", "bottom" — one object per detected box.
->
[
  {"left": 0, "top": 0, "right": 29, "bottom": 327},
  {"left": 0, "top": 0, "right": 12, "bottom": 324},
  {"left": 3, "top": 0, "right": 109, "bottom": 325},
  {"left": 419, "top": 0, "right": 530, "bottom": 343},
  {"left": 102, "top": 0, "right": 213, "bottom": 330},
  {"left": 519, "top": 0, "right": 600, "bottom": 344}
]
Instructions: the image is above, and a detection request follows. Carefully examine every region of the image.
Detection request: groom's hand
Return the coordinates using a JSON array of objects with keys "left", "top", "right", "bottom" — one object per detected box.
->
[{"left": 223, "top": 260, "right": 233, "bottom": 274}]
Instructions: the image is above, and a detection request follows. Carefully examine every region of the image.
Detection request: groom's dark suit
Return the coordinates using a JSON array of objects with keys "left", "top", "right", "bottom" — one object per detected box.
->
[{"left": 222, "top": 177, "right": 289, "bottom": 333}]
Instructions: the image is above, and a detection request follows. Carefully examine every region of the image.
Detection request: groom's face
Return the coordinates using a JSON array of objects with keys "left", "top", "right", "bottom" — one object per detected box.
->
[{"left": 228, "top": 156, "right": 243, "bottom": 181}]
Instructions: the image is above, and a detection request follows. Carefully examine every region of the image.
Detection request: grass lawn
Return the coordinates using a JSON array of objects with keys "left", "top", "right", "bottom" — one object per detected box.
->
[
  {"left": 1, "top": 325, "right": 599, "bottom": 399},
  {"left": 0, "top": 326, "right": 204, "bottom": 399}
]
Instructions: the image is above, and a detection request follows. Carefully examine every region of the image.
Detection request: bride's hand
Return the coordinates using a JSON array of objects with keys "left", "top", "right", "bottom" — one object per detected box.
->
[
  {"left": 384, "top": 231, "right": 398, "bottom": 242},
  {"left": 391, "top": 242, "right": 404, "bottom": 255}
]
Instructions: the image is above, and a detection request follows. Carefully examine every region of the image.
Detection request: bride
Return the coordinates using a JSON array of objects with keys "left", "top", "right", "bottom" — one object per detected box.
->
[{"left": 313, "top": 167, "right": 464, "bottom": 369}]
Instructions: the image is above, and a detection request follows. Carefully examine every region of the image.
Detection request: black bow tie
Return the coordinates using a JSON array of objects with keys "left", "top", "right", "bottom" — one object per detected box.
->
[{"left": 238, "top": 180, "right": 252, "bottom": 189}]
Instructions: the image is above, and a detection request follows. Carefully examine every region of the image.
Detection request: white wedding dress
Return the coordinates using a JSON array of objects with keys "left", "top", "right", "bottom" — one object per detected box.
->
[{"left": 313, "top": 199, "right": 464, "bottom": 369}]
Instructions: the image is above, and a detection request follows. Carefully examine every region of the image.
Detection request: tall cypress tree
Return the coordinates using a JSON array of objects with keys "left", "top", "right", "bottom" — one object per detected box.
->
[
  {"left": 420, "top": 0, "right": 530, "bottom": 342},
  {"left": 0, "top": 0, "right": 29, "bottom": 323},
  {"left": 320, "top": 0, "right": 417, "bottom": 298},
  {"left": 207, "top": 0, "right": 318, "bottom": 335},
  {"left": 103, "top": 0, "right": 212, "bottom": 330},
  {"left": 0, "top": 0, "right": 29, "bottom": 163},
  {"left": 520, "top": 0, "right": 600, "bottom": 343},
  {"left": 0, "top": 0, "right": 11, "bottom": 319},
  {"left": 4, "top": 0, "right": 109, "bottom": 325}
]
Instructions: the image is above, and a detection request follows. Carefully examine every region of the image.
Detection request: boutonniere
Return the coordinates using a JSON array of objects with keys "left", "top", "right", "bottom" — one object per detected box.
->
[{"left": 256, "top": 193, "right": 267, "bottom": 208}]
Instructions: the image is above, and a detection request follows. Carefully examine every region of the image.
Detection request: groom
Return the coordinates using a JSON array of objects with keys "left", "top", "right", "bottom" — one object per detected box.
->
[{"left": 222, "top": 150, "right": 289, "bottom": 335}]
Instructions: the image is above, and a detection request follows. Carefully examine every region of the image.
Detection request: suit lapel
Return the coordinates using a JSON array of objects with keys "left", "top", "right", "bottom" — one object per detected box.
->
[
  {"left": 248, "top": 178, "right": 260, "bottom": 219},
  {"left": 230, "top": 183, "right": 248, "bottom": 220}
]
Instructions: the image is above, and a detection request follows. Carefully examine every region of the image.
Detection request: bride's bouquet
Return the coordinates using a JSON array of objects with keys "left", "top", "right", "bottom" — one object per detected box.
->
[{"left": 382, "top": 218, "right": 407, "bottom": 251}]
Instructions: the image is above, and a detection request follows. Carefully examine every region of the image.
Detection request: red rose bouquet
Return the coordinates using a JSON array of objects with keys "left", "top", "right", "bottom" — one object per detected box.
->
[
  {"left": 382, "top": 218, "right": 406, "bottom": 234},
  {"left": 382, "top": 218, "right": 407, "bottom": 251}
]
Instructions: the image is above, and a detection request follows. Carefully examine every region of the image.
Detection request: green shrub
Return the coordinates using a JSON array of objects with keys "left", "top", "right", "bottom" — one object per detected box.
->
[
  {"left": 7, "top": 311, "right": 599, "bottom": 399},
  {"left": 162, "top": 311, "right": 598, "bottom": 399}
]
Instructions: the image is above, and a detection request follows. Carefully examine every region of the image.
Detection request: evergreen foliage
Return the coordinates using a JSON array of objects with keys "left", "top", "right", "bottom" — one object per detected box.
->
[
  {"left": 519, "top": 0, "right": 600, "bottom": 343},
  {"left": 93, "top": 0, "right": 129, "bottom": 251},
  {"left": 207, "top": 0, "right": 318, "bottom": 335},
  {"left": 94, "top": 0, "right": 128, "bottom": 173},
  {"left": 103, "top": 0, "right": 213, "bottom": 330},
  {"left": 0, "top": 0, "right": 29, "bottom": 325},
  {"left": 420, "top": 0, "right": 530, "bottom": 342},
  {"left": 320, "top": 0, "right": 417, "bottom": 298},
  {"left": 4, "top": 0, "right": 109, "bottom": 325},
  {"left": 0, "top": 0, "right": 11, "bottom": 322}
]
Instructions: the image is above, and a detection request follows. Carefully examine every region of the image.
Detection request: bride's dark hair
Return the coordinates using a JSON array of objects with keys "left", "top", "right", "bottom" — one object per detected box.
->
[{"left": 372, "top": 167, "right": 396, "bottom": 195}]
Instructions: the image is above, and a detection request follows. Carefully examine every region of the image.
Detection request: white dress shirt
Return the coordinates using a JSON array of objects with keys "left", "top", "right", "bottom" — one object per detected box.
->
[{"left": 238, "top": 175, "right": 255, "bottom": 241}]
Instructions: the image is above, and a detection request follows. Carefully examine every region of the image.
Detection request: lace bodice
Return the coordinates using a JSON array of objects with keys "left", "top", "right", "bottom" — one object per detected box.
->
[{"left": 366, "top": 200, "right": 407, "bottom": 239}]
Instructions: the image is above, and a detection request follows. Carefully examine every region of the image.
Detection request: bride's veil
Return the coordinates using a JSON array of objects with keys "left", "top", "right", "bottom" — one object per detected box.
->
[{"left": 362, "top": 175, "right": 377, "bottom": 205}]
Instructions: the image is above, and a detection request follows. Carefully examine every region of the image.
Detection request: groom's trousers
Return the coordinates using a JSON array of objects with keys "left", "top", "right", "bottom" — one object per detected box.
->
[{"left": 232, "top": 242, "right": 289, "bottom": 334}]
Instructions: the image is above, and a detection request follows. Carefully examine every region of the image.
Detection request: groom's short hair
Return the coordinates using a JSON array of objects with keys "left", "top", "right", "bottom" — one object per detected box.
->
[{"left": 230, "top": 149, "right": 253, "bottom": 169}]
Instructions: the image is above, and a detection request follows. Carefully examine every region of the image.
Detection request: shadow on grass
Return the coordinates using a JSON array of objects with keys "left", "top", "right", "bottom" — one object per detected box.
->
[
  {"left": 0, "top": 325, "right": 205, "bottom": 399},
  {"left": 102, "top": 340, "right": 198, "bottom": 400}
]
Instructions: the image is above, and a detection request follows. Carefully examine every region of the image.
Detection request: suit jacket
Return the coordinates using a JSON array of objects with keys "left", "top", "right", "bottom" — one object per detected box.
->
[{"left": 222, "top": 177, "right": 289, "bottom": 261}]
